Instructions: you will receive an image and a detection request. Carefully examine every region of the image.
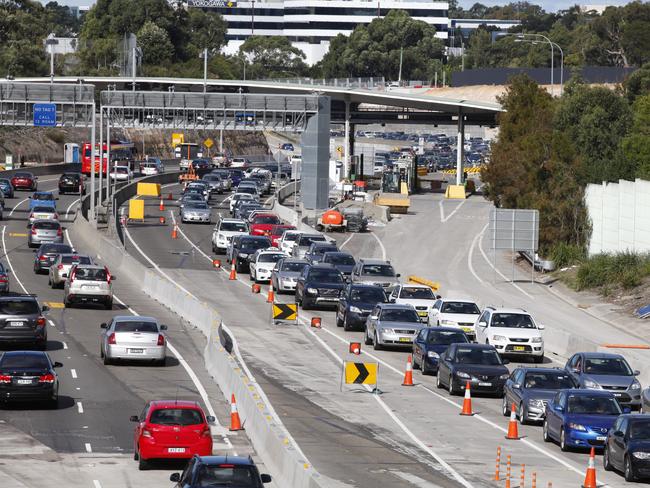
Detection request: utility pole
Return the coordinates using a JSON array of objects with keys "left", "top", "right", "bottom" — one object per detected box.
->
[
  {"left": 202, "top": 48, "right": 208, "bottom": 93},
  {"left": 398, "top": 46, "right": 403, "bottom": 85}
]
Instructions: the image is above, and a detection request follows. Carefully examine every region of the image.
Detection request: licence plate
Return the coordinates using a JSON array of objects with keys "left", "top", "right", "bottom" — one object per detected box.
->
[
  {"left": 17, "top": 379, "right": 32, "bottom": 385},
  {"left": 479, "top": 382, "right": 492, "bottom": 387},
  {"left": 418, "top": 311, "right": 428, "bottom": 317},
  {"left": 129, "top": 348, "right": 144, "bottom": 354},
  {"left": 399, "top": 337, "right": 412, "bottom": 342},
  {"left": 167, "top": 447, "right": 185, "bottom": 453},
  {"left": 9, "top": 321, "right": 24, "bottom": 327},
  {"left": 613, "top": 393, "right": 622, "bottom": 397},
  {"left": 513, "top": 346, "right": 526, "bottom": 351},
  {"left": 83, "top": 285, "right": 98, "bottom": 289},
  {"left": 596, "top": 436, "right": 607, "bottom": 441},
  {"left": 462, "top": 327, "right": 473, "bottom": 333}
]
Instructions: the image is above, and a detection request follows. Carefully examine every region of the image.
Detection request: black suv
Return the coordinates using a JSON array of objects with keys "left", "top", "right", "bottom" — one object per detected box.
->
[
  {"left": 58, "top": 172, "right": 84, "bottom": 195},
  {"left": 170, "top": 455, "right": 272, "bottom": 487},
  {"left": 0, "top": 295, "right": 50, "bottom": 349},
  {"left": 295, "top": 263, "right": 345, "bottom": 310},
  {"left": 229, "top": 235, "right": 271, "bottom": 273},
  {"left": 336, "top": 283, "right": 387, "bottom": 331}
]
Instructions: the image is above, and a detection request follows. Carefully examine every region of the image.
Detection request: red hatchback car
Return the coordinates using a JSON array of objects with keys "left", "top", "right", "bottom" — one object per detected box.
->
[
  {"left": 249, "top": 213, "right": 281, "bottom": 237},
  {"left": 131, "top": 400, "right": 214, "bottom": 470},
  {"left": 11, "top": 172, "right": 37, "bottom": 191},
  {"left": 269, "top": 224, "right": 296, "bottom": 247}
]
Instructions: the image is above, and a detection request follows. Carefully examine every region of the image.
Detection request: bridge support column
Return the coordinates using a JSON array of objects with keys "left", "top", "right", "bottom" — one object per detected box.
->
[
  {"left": 456, "top": 108, "right": 465, "bottom": 186},
  {"left": 301, "top": 96, "right": 331, "bottom": 211}
]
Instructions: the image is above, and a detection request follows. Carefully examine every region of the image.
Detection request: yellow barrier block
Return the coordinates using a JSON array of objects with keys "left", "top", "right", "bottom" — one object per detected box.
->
[
  {"left": 136, "top": 182, "right": 161, "bottom": 197},
  {"left": 400, "top": 181, "right": 409, "bottom": 195},
  {"left": 407, "top": 275, "right": 440, "bottom": 291},
  {"left": 445, "top": 184, "right": 466, "bottom": 199},
  {"left": 128, "top": 199, "right": 145, "bottom": 221}
]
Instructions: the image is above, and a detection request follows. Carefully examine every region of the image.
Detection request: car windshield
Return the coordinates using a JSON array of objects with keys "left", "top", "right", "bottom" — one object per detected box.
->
[
  {"left": 381, "top": 309, "right": 420, "bottom": 322},
  {"left": 33, "top": 206, "right": 54, "bottom": 213},
  {"left": 283, "top": 233, "right": 299, "bottom": 243},
  {"left": 195, "top": 465, "right": 261, "bottom": 488},
  {"left": 34, "top": 221, "right": 60, "bottom": 230},
  {"left": 0, "top": 179, "right": 10, "bottom": 185},
  {"left": 74, "top": 268, "right": 107, "bottom": 281},
  {"left": 524, "top": 372, "right": 575, "bottom": 389},
  {"left": 441, "top": 302, "right": 481, "bottom": 314},
  {"left": 33, "top": 193, "right": 53, "bottom": 200},
  {"left": 203, "top": 175, "right": 220, "bottom": 181},
  {"left": 308, "top": 269, "right": 343, "bottom": 283},
  {"left": 115, "top": 167, "right": 128, "bottom": 174},
  {"left": 491, "top": 313, "right": 536, "bottom": 329},
  {"left": 149, "top": 408, "right": 203, "bottom": 426},
  {"left": 237, "top": 187, "right": 257, "bottom": 195},
  {"left": 455, "top": 348, "right": 502, "bottom": 365},
  {"left": 325, "top": 254, "right": 355, "bottom": 265},
  {"left": 241, "top": 239, "right": 270, "bottom": 251},
  {"left": 61, "top": 255, "right": 92, "bottom": 265},
  {"left": 183, "top": 194, "right": 203, "bottom": 201},
  {"left": 0, "top": 300, "right": 39, "bottom": 315},
  {"left": 259, "top": 254, "right": 284, "bottom": 263},
  {"left": 114, "top": 321, "right": 158, "bottom": 333},
  {"left": 427, "top": 330, "right": 468, "bottom": 345},
  {"left": 298, "top": 235, "right": 326, "bottom": 246},
  {"left": 362, "top": 264, "right": 396, "bottom": 277},
  {"left": 584, "top": 358, "right": 633, "bottom": 376},
  {"left": 400, "top": 287, "right": 435, "bottom": 299},
  {"left": 351, "top": 288, "right": 386, "bottom": 303},
  {"left": 187, "top": 203, "right": 209, "bottom": 210},
  {"left": 221, "top": 222, "right": 247, "bottom": 232},
  {"left": 41, "top": 244, "right": 72, "bottom": 254},
  {"left": 14, "top": 173, "right": 31, "bottom": 178},
  {"left": 567, "top": 395, "right": 622, "bottom": 415},
  {"left": 234, "top": 194, "right": 253, "bottom": 201},
  {"left": 281, "top": 261, "right": 307, "bottom": 272},
  {"left": 253, "top": 216, "right": 280, "bottom": 225},
  {"left": 0, "top": 354, "right": 48, "bottom": 370},
  {"left": 630, "top": 420, "right": 650, "bottom": 440}
]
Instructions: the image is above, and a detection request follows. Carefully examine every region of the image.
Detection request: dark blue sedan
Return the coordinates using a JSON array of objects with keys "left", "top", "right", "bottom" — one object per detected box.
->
[
  {"left": 543, "top": 389, "right": 624, "bottom": 451},
  {"left": 412, "top": 327, "right": 469, "bottom": 375},
  {"left": 0, "top": 179, "right": 14, "bottom": 198}
]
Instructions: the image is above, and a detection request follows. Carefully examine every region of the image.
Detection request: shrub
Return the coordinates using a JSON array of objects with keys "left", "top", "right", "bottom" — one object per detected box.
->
[
  {"left": 548, "top": 242, "right": 586, "bottom": 269},
  {"left": 574, "top": 252, "right": 650, "bottom": 291}
]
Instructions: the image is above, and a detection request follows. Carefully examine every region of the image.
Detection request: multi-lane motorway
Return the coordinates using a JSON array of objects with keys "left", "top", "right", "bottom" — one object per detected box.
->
[{"left": 117, "top": 177, "right": 649, "bottom": 488}]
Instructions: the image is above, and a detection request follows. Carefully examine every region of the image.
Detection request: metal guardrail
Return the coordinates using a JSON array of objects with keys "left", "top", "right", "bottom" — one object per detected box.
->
[{"left": 263, "top": 77, "right": 386, "bottom": 90}]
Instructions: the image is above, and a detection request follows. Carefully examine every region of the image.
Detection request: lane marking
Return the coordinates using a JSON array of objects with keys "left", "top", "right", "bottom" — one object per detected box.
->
[
  {"left": 439, "top": 199, "right": 467, "bottom": 223},
  {"left": 9, "top": 232, "right": 27, "bottom": 237},
  {"left": 77, "top": 401, "right": 84, "bottom": 413},
  {"left": 47, "top": 319, "right": 56, "bottom": 327},
  {"left": 71, "top": 369, "right": 77, "bottom": 379},
  {"left": 370, "top": 230, "right": 387, "bottom": 261},
  {"left": 45, "top": 302, "right": 65, "bottom": 309},
  {"left": 65, "top": 198, "right": 80, "bottom": 218},
  {"left": 85, "top": 442, "right": 92, "bottom": 453},
  {"left": 92, "top": 481, "right": 102, "bottom": 488},
  {"left": 62, "top": 341, "right": 68, "bottom": 349},
  {"left": 339, "top": 233, "right": 355, "bottom": 250},
  {"left": 9, "top": 197, "right": 29, "bottom": 217},
  {"left": 467, "top": 223, "right": 488, "bottom": 285},
  {"left": 1, "top": 226, "right": 28, "bottom": 294}
]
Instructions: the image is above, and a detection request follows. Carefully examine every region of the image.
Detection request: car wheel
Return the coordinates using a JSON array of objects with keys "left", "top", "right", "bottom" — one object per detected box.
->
[
  {"left": 49, "top": 394, "right": 59, "bottom": 409},
  {"left": 543, "top": 419, "right": 551, "bottom": 442},
  {"left": 336, "top": 314, "right": 343, "bottom": 327},
  {"left": 343, "top": 315, "right": 352, "bottom": 331},
  {"left": 412, "top": 354, "right": 420, "bottom": 370},
  {"left": 625, "top": 455, "right": 636, "bottom": 482},
  {"left": 603, "top": 446, "right": 613, "bottom": 471},
  {"left": 519, "top": 402, "right": 528, "bottom": 425},
  {"left": 448, "top": 375, "right": 458, "bottom": 395},
  {"left": 364, "top": 327, "right": 372, "bottom": 345},
  {"left": 502, "top": 396, "right": 510, "bottom": 417},
  {"left": 302, "top": 299, "right": 311, "bottom": 311},
  {"left": 105, "top": 300, "right": 112, "bottom": 310},
  {"left": 103, "top": 355, "right": 112, "bottom": 366},
  {"left": 436, "top": 371, "right": 444, "bottom": 389},
  {"left": 100, "top": 347, "right": 104, "bottom": 359},
  {"left": 559, "top": 428, "right": 569, "bottom": 452},
  {"left": 138, "top": 457, "right": 148, "bottom": 471},
  {"left": 373, "top": 332, "right": 382, "bottom": 350}
]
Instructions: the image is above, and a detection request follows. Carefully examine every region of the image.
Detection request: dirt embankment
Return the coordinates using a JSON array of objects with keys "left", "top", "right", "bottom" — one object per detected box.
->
[{"left": 0, "top": 127, "right": 270, "bottom": 164}]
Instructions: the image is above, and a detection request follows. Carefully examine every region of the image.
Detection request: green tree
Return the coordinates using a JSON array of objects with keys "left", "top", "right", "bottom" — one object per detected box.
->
[
  {"left": 623, "top": 63, "right": 650, "bottom": 103},
  {"left": 622, "top": 95, "right": 650, "bottom": 179},
  {"left": 481, "top": 75, "right": 588, "bottom": 250},
  {"left": 0, "top": 0, "right": 49, "bottom": 76},
  {"left": 137, "top": 21, "right": 172, "bottom": 66},
  {"left": 555, "top": 81, "right": 632, "bottom": 184},
  {"left": 239, "top": 36, "right": 307, "bottom": 79},
  {"left": 186, "top": 9, "right": 227, "bottom": 57}
]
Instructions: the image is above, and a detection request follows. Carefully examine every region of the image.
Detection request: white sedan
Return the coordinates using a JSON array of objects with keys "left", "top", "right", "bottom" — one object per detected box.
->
[{"left": 109, "top": 165, "right": 133, "bottom": 181}]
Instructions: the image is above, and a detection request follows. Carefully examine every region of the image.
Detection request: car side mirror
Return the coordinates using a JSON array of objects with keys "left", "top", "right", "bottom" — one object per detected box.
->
[
  {"left": 369, "top": 315, "right": 378, "bottom": 320},
  {"left": 623, "top": 407, "right": 632, "bottom": 414},
  {"left": 634, "top": 370, "right": 640, "bottom": 376},
  {"left": 53, "top": 361, "right": 63, "bottom": 368},
  {"left": 206, "top": 415, "right": 216, "bottom": 424},
  {"left": 478, "top": 321, "right": 487, "bottom": 328},
  {"left": 502, "top": 359, "right": 510, "bottom": 365},
  {"left": 571, "top": 367, "right": 580, "bottom": 374},
  {"left": 41, "top": 305, "right": 50, "bottom": 312},
  {"left": 537, "top": 323, "right": 545, "bottom": 330},
  {"left": 261, "top": 474, "right": 272, "bottom": 483},
  {"left": 554, "top": 405, "right": 563, "bottom": 412},
  {"left": 389, "top": 298, "right": 396, "bottom": 303},
  {"left": 160, "top": 325, "right": 168, "bottom": 331},
  {"left": 129, "top": 415, "right": 139, "bottom": 422},
  {"left": 512, "top": 383, "right": 521, "bottom": 389},
  {"left": 614, "top": 430, "right": 624, "bottom": 437},
  {"left": 436, "top": 294, "right": 442, "bottom": 299},
  {"left": 169, "top": 473, "right": 181, "bottom": 482},
  {"left": 396, "top": 273, "right": 401, "bottom": 278},
  {"left": 100, "top": 323, "right": 107, "bottom": 329}
]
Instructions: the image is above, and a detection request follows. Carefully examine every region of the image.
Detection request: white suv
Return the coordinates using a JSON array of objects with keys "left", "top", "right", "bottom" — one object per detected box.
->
[
  {"left": 212, "top": 218, "right": 249, "bottom": 253},
  {"left": 279, "top": 230, "right": 302, "bottom": 255},
  {"left": 474, "top": 307, "right": 545, "bottom": 362},
  {"left": 249, "top": 248, "right": 287, "bottom": 283},
  {"left": 64, "top": 264, "right": 113, "bottom": 310},
  {"left": 389, "top": 284, "right": 438, "bottom": 322},
  {"left": 427, "top": 298, "right": 481, "bottom": 340}
]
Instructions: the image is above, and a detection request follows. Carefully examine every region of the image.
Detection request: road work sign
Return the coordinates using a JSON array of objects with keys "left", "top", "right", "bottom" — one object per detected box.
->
[
  {"left": 272, "top": 303, "right": 297, "bottom": 323},
  {"left": 204, "top": 138, "right": 214, "bottom": 149},
  {"left": 344, "top": 362, "right": 378, "bottom": 385}
]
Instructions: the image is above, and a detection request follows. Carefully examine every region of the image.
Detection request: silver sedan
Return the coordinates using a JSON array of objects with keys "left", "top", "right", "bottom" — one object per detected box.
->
[
  {"left": 180, "top": 202, "right": 211, "bottom": 224},
  {"left": 100, "top": 316, "right": 167, "bottom": 365},
  {"left": 49, "top": 253, "right": 94, "bottom": 289}
]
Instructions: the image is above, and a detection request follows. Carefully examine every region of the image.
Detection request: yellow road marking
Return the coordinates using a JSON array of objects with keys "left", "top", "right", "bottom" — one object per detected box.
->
[
  {"left": 9, "top": 233, "right": 27, "bottom": 237},
  {"left": 44, "top": 302, "right": 65, "bottom": 309}
]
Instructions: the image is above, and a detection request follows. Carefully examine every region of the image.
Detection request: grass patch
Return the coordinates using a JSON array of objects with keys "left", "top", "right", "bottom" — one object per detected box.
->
[
  {"left": 547, "top": 242, "right": 586, "bottom": 269},
  {"left": 572, "top": 252, "right": 650, "bottom": 291}
]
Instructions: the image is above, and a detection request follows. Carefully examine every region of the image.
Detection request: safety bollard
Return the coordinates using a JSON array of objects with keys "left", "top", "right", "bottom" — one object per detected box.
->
[{"left": 494, "top": 446, "right": 501, "bottom": 481}]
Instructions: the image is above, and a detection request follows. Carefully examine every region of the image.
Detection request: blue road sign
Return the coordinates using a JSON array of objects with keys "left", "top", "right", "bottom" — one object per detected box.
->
[{"left": 33, "top": 103, "right": 57, "bottom": 127}]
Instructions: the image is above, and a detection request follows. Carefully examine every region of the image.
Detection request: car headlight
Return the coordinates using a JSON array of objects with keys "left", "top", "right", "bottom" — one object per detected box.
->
[
  {"left": 239, "top": 253, "right": 248, "bottom": 258},
  {"left": 584, "top": 379, "right": 602, "bottom": 389},
  {"left": 632, "top": 451, "right": 650, "bottom": 459},
  {"left": 427, "top": 351, "right": 439, "bottom": 359},
  {"left": 492, "top": 335, "right": 507, "bottom": 342},
  {"left": 528, "top": 399, "right": 545, "bottom": 409},
  {"left": 379, "top": 328, "right": 393, "bottom": 334},
  {"left": 349, "top": 306, "right": 362, "bottom": 313},
  {"left": 306, "top": 287, "right": 318, "bottom": 295},
  {"left": 440, "top": 319, "right": 456, "bottom": 326},
  {"left": 630, "top": 380, "right": 641, "bottom": 390},
  {"left": 531, "top": 337, "right": 543, "bottom": 343},
  {"left": 568, "top": 422, "right": 587, "bottom": 432},
  {"left": 456, "top": 371, "right": 471, "bottom": 379},
  {"left": 499, "top": 373, "right": 510, "bottom": 380}
]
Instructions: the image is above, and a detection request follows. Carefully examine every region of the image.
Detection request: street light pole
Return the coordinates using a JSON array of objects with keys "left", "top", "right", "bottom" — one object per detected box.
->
[
  {"left": 398, "top": 46, "right": 403, "bottom": 85},
  {"left": 202, "top": 48, "right": 208, "bottom": 93},
  {"left": 514, "top": 35, "right": 563, "bottom": 96},
  {"left": 551, "top": 41, "right": 564, "bottom": 96}
]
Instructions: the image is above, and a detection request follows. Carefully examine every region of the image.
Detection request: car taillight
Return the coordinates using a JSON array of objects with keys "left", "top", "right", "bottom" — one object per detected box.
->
[
  {"left": 0, "top": 375, "right": 11, "bottom": 383},
  {"left": 39, "top": 256, "right": 48, "bottom": 261},
  {"left": 37, "top": 317, "right": 46, "bottom": 326},
  {"left": 108, "top": 333, "right": 116, "bottom": 345},
  {"left": 157, "top": 334, "right": 165, "bottom": 346},
  {"left": 31, "top": 227, "right": 37, "bottom": 235},
  {"left": 57, "top": 264, "right": 64, "bottom": 270},
  {"left": 104, "top": 266, "right": 111, "bottom": 283},
  {"left": 53, "top": 214, "right": 58, "bottom": 219},
  {"left": 201, "top": 427, "right": 211, "bottom": 438},
  {"left": 38, "top": 373, "right": 55, "bottom": 383},
  {"left": 57, "top": 228, "right": 62, "bottom": 237},
  {"left": 0, "top": 276, "right": 7, "bottom": 283},
  {"left": 29, "top": 213, "right": 34, "bottom": 219},
  {"left": 142, "top": 429, "right": 152, "bottom": 437}
]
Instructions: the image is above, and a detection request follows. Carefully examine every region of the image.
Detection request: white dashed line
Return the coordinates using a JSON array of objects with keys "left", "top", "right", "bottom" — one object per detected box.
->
[
  {"left": 62, "top": 341, "right": 68, "bottom": 349},
  {"left": 48, "top": 319, "right": 56, "bottom": 327},
  {"left": 65, "top": 198, "right": 81, "bottom": 218},
  {"left": 92, "top": 480, "right": 102, "bottom": 488},
  {"left": 370, "top": 230, "right": 387, "bottom": 261},
  {"left": 77, "top": 401, "right": 84, "bottom": 413},
  {"left": 71, "top": 369, "right": 77, "bottom": 379},
  {"left": 85, "top": 443, "right": 92, "bottom": 453}
]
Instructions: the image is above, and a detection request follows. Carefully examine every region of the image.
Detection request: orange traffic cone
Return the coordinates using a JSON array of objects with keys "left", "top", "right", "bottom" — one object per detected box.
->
[
  {"left": 266, "top": 283, "right": 274, "bottom": 303},
  {"left": 171, "top": 224, "right": 178, "bottom": 239},
  {"left": 460, "top": 381, "right": 474, "bottom": 415},
  {"left": 505, "top": 402, "right": 520, "bottom": 440},
  {"left": 582, "top": 447, "right": 597, "bottom": 488},
  {"left": 402, "top": 355, "right": 414, "bottom": 386},
  {"left": 159, "top": 198, "right": 165, "bottom": 211},
  {"left": 229, "top": 262, "right": 237, "bottom": 280},
  {"left": 229, "top": 394, "right": 243, "bottom": 431}
]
